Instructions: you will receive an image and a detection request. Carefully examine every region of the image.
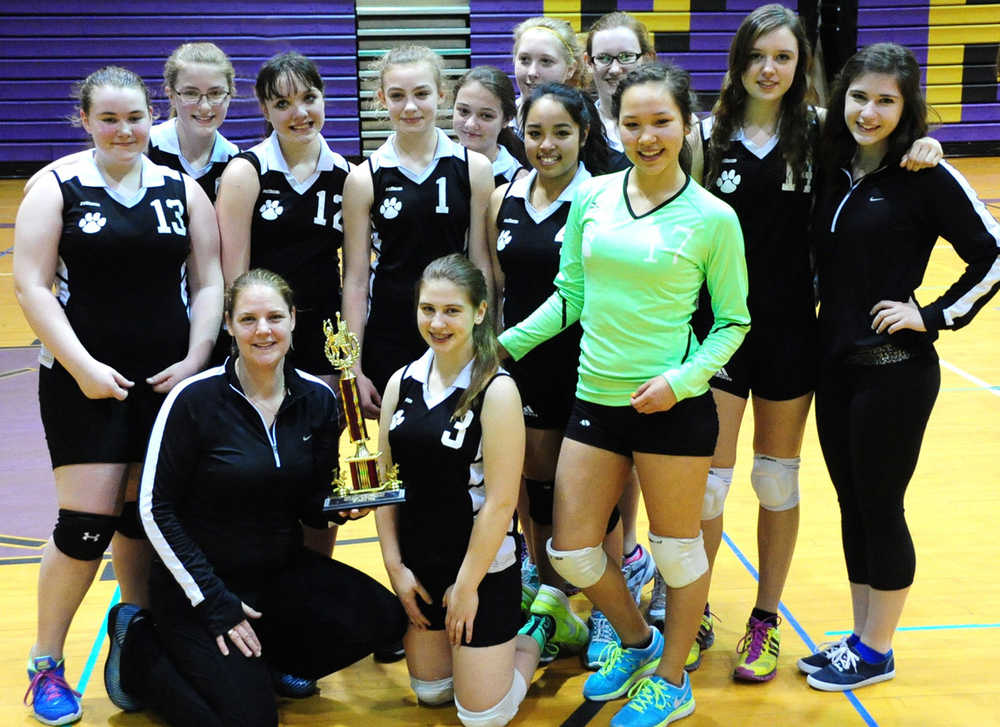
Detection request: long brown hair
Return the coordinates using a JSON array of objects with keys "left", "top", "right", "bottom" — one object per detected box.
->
[
  {"left": 418, "top": 255, "right": 499, "bottom": 420},
  {"left": 707, "top": 4, "right": 815, "bottom": 191}
]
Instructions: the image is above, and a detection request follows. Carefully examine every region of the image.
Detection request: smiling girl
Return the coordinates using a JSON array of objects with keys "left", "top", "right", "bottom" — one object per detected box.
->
[
  {"left": 151, "top": 42, "right": 239, "bottom": 201},
  {"left": 342, "top": 45, "right": 494, "bottom": 419},
  {"left": 510, "top": 17, "right": 583, "bottom": 133},
  {"left": 500, "top": 63, "right": 749, "bottom": 726},
  {"left": 216, "top": 51, "right": 351, "bottom": 383},
  {"left": 686, "top": 5, "right": 943, "bottom": 683},
  {"left": 452, "top": 66, "right": 527, "bottom": 186},
  {"left": 804, "top": 42, "right": 999, "bottom": 692},
  {"left": 15, "top": 66, "right": 222, "bottom": 726},
  {"left": 376, "top": 254, "right": 547, "bottom": 726}
]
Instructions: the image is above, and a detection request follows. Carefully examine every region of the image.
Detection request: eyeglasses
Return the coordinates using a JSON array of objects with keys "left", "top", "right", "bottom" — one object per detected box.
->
[
  {"left": 592, "top": 52, "right": 642, "bottom": 68},
  {"left": 174, "top": 88, "right": 231, "bottom": 106}
]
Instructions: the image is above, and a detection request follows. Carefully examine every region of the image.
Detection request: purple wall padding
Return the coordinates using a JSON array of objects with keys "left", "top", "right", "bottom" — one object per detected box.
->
[
  {"left": 0, "top": 1, "right": 361, "bottom": 164},
  {"left": 472, "top": 0, "right": 999, "bottom": 148}
]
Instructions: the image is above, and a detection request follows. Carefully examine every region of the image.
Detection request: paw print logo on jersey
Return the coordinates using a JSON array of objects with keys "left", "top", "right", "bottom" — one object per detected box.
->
[
  {"left": 380, "top": 197, "right": 403, "bottom": 220},
  {"left": 497, "top": 229, "right": 512, "bottom": 251},
  {"left": 78, "top": 212, "right": 106, "bottom": 234},
  {"left": 259, "top": 199, "right": 284, "bottom": 221},
  {"left": 389, "top": 410, "right": 405, "bottom": 431},
  {"left": 716, "top": 169, "right": 741, "bottom": 194}
]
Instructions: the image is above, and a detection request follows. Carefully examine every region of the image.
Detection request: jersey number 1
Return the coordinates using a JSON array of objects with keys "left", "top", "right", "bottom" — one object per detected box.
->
[{"left": 434, "top": 177, "right": 449, "bottom": 214}]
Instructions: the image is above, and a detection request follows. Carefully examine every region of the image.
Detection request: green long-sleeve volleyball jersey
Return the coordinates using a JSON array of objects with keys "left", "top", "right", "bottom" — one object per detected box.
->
[{"left": 500, "top": 170, "right": 750, "bottom": 407}]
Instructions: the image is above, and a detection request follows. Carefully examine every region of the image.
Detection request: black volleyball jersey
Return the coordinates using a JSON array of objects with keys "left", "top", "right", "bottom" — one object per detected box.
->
[
  {"left": 240, "top": 133, "right": 350, "bottom": 315},
  {"left": 387, "top": 350, "right": 517, "bottom": 575},
  {"left": 496, "top": 163, "right": 590, "bottom": 328},
  {"left": 366, "top": 128, "right": 472, "bottom": 334},
  {"left": 148, "top": 119, "right": 238, "bottom": 202},
  {"left": 47, "top": 153, "right": 190, "bottom": 377},
  {"left": 701, "top": 114, "right": 818, "bottom": 316}
]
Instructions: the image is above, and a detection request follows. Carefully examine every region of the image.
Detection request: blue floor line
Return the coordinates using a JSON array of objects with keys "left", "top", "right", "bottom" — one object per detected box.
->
[
  {"left": 720, "top": 531, "right": 878, "bottom": 727},
  {"left": 827, "top": 622, "right": 1000, "bottom": 635},
  {"left": 77, "top": 585, "right": 120, "bottom": 695}
]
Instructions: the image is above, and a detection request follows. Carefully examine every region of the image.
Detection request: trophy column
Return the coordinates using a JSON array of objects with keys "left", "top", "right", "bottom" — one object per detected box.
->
[{"left": 322, "top": 315, "right": 405, "bottom": 512}]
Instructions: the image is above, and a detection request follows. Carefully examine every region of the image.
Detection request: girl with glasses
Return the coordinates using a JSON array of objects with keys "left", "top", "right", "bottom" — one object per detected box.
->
[{"left": 584, "top": 12, "right": 656, "bottom": 159}]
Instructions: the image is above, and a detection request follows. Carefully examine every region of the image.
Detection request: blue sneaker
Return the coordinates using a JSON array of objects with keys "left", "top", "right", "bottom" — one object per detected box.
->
[
  {"left": 610, "top": 674, "right": 695, "bottom": 726},
  {"left": 585, "top": 609, "right": 621, "bottom": 670},
  {"left": 806, "top": 643, "right": 895, "bottom": 691},
  {"left": 583, "top": 627, "right": 663, "bottom": 701},
  {"left": 24, "top": 656, "right": 82, "bottom": 726},
  {"left": 270, "top": 668, "right": 318, "bottom": 698},
  {"left": 797, "top": 636, "right": 850, "bottom": 675},
  {"left": 623, "top": 545, "right": 656, "bottom": 605},
  {"left": 104, "top": 603, "right": 144, "bottom": 712}
]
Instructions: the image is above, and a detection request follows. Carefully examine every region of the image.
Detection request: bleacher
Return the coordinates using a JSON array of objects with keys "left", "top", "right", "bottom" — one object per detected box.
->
[{"left": 0, "top": 0, "right": 997, "bottom": 175}]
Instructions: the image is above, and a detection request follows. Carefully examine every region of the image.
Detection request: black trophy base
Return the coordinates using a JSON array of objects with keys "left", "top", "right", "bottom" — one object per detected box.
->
[{"left": 323, "top": 488, "right": 406, "bottom": 512}]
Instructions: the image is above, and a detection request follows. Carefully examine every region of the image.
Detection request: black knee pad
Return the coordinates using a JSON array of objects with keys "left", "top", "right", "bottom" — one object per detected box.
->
[
  {"left": 53, "top": 509, "right": 116, "bottom": 560},
  {"left": 525, "top": 479, "right": 554, "bottom": 525},
  {"left": 116, "top": 501, "right": 146, "bottom": 539},
  {"left": 606, "top": 506, "right": 621, "bottom": 535}
]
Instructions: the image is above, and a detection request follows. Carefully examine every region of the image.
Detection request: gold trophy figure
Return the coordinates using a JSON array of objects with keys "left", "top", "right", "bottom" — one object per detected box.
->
[{"left": 322, "top": 314, "right": 405, "bottom": 511}]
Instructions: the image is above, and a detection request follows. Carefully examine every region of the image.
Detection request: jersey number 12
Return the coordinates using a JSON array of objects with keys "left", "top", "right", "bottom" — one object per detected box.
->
[{"left": 313, "top": 191, "right": 344, "bottom": 231}]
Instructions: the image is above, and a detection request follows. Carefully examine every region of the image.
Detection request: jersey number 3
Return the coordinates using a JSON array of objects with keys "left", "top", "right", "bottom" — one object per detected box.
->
[{"left": 441, "top": 410, "right": 473, "bottom": 449}]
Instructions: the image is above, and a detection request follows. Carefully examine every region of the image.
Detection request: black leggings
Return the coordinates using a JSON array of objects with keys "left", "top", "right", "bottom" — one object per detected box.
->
[
  {"left": 815, "top": 355, "right": 940, "bottom": 591},
  {"left": 122, "top": 548, "right": 408, "bottom": 727}
]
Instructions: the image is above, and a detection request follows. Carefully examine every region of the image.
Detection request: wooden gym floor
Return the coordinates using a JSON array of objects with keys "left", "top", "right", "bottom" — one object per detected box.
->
[{"left": 1, "top": 159, "right": 998, "bottom": 726}]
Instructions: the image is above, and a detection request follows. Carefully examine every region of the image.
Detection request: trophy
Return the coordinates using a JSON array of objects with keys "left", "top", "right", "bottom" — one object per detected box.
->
[{"left": 321, "top": 313, "right": 406, "bottom": 512}]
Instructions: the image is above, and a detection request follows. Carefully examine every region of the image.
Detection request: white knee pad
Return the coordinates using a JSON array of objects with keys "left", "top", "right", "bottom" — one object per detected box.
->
[
  {"left": 410, "top": 676, "right": 454, "bottom": 706},
  {"left": 751, "top": 454, "right": 800, "bottom": 512},
  {"left": 647, "top": 531, "right": 709, "bottom": 589},
  {"left": 545, "top": 539, "right": 607, "bottom": 589},
  {"left": 455, "top": 671, "right": 527, "bottom": 727},
  {"left": 701, "top": 466, "right": 733, "bottom": 520}
]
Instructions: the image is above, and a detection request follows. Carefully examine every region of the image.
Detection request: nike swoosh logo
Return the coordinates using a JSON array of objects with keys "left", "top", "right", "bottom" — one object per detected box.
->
[
  {"left": 869, "top": 196, "right": 884, "bottom": 202},
  {"left": 302, "top": 434, "right": 312, "bottom": 441}
]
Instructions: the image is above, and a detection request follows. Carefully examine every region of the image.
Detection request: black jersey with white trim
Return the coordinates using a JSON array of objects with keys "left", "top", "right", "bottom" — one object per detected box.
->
[
  {"left": 148, "top": 119, "right": 239, "bottom": 202},
  {"left": 366, "top": 128, "right": 471, "bottom": 334},
  {"left": 496, "top": 163, "right": 590, "bottom": 327},
  {"left": 814, "top": 161, "right": 1000, "bottom": 361},
  {"left": 51, "top": 152, "right": 190, "bottom": 377},
  {"left": 239, "top": 132, "right": 350, "bottom": 314},
  {"left": 387, "top": 350, "right": 517, "bottom": 576},
  {"left": 701, "top": 114, "right": 817, "bottom": 316}
]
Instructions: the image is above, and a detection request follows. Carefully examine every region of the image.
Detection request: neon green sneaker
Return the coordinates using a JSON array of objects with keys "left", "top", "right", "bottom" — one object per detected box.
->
[
  {"left": 684, "top": 639, "right": 702, "bottom": 672},
  {"left": 530, "top": 585, "right": 589, "bottom": 654},
  {"left": 733, "top": 616, "right": 780, "bottom": 682}
]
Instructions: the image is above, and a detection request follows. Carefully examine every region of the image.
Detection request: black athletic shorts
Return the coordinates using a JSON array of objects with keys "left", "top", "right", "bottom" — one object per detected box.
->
[
  {"left": 38, "top": 359, "right": 165, "bottom": 468},
  {"left": 507, "top": 358, "right": 576, "bottom": 430},
  {"left": 708, "top": 312, "right": 817, "bottom": 401},
  {"left": 413, "top": 561, "right": 520, "bottom": 648},
  {"left": 564, "top": 392, "right": 718, "bottom": 457}
]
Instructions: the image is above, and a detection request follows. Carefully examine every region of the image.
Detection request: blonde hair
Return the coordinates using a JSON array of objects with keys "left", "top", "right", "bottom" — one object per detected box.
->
[
  {"left": 163, "top": 42, "right": 235, "bottom": 117},
  {"left": 370, "top": 45, "right": 446, "bottom": 111},
  {"left": 512, "top": 17, "right": 583, "bottom": 87}
]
